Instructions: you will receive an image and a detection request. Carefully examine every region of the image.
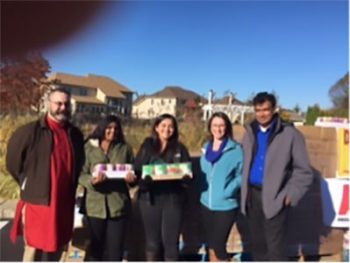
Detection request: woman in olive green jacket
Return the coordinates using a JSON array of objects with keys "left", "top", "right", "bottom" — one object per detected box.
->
[{"left": 79, "top": 115, "right": 135, "bottom": 261}]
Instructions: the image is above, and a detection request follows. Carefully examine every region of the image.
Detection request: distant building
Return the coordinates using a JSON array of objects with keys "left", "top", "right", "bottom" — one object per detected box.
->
[
  {"left": 47, "top": 72, "right": 133, "bottom": 117},
  {"left": 132, "top": 86, "right": 204, "bottom": 119},
  {"left": 280, "top": 109, "right": 306, "bottom": 126},
  {"left": 202, "top": 91, "right": 254, "bottom": 124}
]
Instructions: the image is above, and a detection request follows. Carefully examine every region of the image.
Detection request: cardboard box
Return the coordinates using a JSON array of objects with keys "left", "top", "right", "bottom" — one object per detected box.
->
[
  {"left": 320, "top": 127, "right": 337, "bottom": 140},
  {"left": 297, "top": 126, "right": 322, "bottom": 140}
]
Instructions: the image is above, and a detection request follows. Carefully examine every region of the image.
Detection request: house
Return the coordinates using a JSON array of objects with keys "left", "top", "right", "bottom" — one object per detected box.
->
[
  {"left": 280, "top": 108, "right": 306, "bottom": 126},
  {"left": 47, "top": 72, "right": 133, "bottom": 117},
  {"left": 202, "top": 90, "right": 254, "bottom": 124},
  {"left": 132, "top": 86, "right": 204, "bottom": 119}
]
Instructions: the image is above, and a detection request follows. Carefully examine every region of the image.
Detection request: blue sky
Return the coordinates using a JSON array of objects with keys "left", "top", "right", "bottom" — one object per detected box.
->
[{"left": 43, "top": 0, "right": 348, "bottom": 111}]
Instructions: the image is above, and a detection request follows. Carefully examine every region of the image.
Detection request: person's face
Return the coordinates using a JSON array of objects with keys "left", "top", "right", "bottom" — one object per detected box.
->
[
  {"left": 254, "top": 101, "right": 275, "bottom": 127},
  {"left": 104, "top": 122, "right": 117, "bottom": 142},
  {"left": 155, "top": 118, "right": 175, "bottom": 142},
  {"left": 48, "top": 92, "right": 71, "bottom": 123},
  {"left": 210, "top": 117, "right": 226, "bottom": 141}
]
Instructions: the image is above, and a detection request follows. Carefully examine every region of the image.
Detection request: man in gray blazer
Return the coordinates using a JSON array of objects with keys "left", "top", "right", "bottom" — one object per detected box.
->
[{"left": 241, "top": 92, "right": 314, "bottom": 261}]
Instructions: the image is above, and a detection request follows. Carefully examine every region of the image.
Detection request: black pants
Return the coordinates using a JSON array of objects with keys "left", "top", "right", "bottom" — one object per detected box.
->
[
  {"left": 86, "top": 216, "right": 127, "bottom": 261},
  {"left": 200, "top": 204, "right": 238, "bottom": 260},
  {"left": 247, "top": 186, "right": 289, "bottom": 261},
  {"left": 138, "top": 195, "right": 183, "bottom": 261}
]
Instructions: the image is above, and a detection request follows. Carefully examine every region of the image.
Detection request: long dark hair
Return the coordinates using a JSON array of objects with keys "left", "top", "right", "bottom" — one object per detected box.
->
[
  {"left": 207, "top": 112, "right": 233, "bottom": 140},
  {"left": 86, "top": 115, "right": 125, "bottom": 144},
  {"left": 151, "top": 113, "right": 179, "bottom": 154}
]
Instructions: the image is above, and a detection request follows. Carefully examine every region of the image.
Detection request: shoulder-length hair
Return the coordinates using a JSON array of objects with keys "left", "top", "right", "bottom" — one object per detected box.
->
[
  {"left": 151, "top": 113, "right": 179, "bottom": 153},
  {"left": 207, "top": 112, "right": 233, "bottom": 140},
  {"left": 86, "top": 115, "right": 125, "bottom": 144}
]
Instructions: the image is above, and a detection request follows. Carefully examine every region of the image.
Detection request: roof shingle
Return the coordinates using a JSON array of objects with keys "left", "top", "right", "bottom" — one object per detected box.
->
[{"left": 49, "top": 72, "right": 132, "bottom": 99}]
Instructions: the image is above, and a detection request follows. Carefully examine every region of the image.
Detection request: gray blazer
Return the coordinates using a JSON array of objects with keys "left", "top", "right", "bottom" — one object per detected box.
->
[{"left": 241, "top": 115, "right": 314, "bottom": 219}]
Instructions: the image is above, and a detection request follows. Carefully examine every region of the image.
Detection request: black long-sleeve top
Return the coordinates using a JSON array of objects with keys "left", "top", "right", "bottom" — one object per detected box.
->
[{"left": 134, "top": 137, "right": 191, "bottom": 202}]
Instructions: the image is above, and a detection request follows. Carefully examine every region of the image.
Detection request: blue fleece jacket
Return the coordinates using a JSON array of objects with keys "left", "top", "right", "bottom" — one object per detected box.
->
[{"left": 199, "top": 138, "right": 243, "bottom": 211}]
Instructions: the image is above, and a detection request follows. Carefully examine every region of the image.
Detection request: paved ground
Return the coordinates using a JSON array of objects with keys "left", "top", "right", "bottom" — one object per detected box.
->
[
  {"left": 0, "top": 198, "right": 344, "bottom": 262},
  {"left": 0, "top": 220, "right": 24, "bottom": 261}
]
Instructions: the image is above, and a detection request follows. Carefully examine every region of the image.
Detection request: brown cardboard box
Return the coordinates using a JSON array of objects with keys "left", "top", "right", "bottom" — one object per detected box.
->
[
  {"left": 297, "top": 126, "right": 322, "bottom": 140},
  {"left": 306, "top": 139, "right": 338, "bottom": 155},
  {"left": 320, "top": 127, "right": 338, "bottom": 141},
  {"left": 313, "top": 153, "right": 338, "bottom": 178}
]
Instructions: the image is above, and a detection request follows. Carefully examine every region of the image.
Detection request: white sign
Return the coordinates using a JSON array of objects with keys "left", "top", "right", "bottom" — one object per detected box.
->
[
  {"left": 320, "top": 178, "right": 349, "bottom": 228},
  {"left": 315, "top": 117, "right": 349, "bottom": 128}
]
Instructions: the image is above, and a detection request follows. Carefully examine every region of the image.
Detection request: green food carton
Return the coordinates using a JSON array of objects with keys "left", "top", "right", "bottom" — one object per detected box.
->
[
  {"left": 142, "top": 165, "right": 155, "bottom": 178},
  {"left": 179, "top": 162, "right": 192, "bottom": 175}
]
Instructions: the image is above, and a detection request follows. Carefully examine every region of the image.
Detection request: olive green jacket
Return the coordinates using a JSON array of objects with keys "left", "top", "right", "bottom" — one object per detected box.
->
[{"left": 79, "top": 139, "right": 135, "bottom": 219}]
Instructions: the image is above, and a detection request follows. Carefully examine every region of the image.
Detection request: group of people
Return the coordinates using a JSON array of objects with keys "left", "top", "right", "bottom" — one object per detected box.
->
[{"left": 6, "top": 88, "right": 314, "bottom": 262}]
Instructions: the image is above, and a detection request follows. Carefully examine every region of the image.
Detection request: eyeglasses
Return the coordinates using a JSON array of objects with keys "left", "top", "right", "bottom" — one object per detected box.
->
[{"left": 49, "top": 100, "right": 71, "bottom": 107}]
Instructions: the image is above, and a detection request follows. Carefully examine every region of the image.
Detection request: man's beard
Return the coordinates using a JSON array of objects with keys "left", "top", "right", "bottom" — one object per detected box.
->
[{"left": 49, "top": 109, "right": 71, "bottom": 122}]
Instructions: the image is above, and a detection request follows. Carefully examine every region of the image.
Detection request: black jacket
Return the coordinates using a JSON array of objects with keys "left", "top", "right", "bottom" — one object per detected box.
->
[
  {"left": 6, "top": 115, "right": 85, "bottom": 205},
  {"left": 134, "top": 137, "right": 191, "bottom": 201}
]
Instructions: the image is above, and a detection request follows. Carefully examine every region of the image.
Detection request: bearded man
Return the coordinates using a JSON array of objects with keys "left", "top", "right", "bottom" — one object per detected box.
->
[{"left": 6, "top": 88, "right": 85, "bottom": 261}]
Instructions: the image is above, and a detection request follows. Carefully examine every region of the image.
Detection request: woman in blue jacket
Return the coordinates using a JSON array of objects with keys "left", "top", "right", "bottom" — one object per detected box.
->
[{"left": 199, "top": 112, "right": 243, "bottom": 261}]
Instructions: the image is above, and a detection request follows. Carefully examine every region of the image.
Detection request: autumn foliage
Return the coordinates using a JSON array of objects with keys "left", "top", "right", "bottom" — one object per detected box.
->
[{"left": 0, "top": 53, "right": 50, "bottom": 113}]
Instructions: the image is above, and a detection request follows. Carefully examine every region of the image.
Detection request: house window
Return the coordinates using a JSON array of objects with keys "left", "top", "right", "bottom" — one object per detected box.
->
[
  {"left": 79, "top": 89, "right": 87, "bottom": 96},
  {"left": 64, "top": 86, "right": 72, "bottom": 93}
]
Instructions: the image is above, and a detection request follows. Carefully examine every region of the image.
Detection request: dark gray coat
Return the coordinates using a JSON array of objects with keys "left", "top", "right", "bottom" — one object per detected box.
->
[{"left": 241, "top": 115, "right": 314, "bottom": 219}]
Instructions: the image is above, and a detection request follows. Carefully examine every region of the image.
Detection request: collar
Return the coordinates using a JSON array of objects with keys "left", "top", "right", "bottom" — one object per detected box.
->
[
  {"left": 258, "top": 117, "right": 277, "bottom": 133},
  {"left": 39, "top": 113, "right": 71, "bottom": 130}
]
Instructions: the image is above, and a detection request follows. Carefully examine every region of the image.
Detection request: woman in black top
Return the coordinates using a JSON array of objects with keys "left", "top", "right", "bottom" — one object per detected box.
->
[{"left": 134, "top": 114, "right": 191, "bottom": 261}]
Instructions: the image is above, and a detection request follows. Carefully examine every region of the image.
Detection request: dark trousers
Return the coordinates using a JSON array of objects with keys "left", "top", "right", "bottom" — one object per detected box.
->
[
  {"left": 138, "top": 195, "right": 183, "bottom": 261},
  {"left": 86, "top": 216, "right": 127, "bottom": 261},
  {"left": 200, "top": 205, "right": 238, "bottom": 260},
  {"left": 247, "top": 186, "right": 289, "bottom": 261}
]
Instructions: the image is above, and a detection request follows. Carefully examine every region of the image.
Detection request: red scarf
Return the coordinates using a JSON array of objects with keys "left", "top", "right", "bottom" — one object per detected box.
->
[{"left": 11, "top": 116, "right": 74, "bottom": 252}]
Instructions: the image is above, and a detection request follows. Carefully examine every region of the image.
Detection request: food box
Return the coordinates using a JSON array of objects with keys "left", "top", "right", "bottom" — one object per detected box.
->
[
  {"left": 142, "top": 162, "right": 192, "bottom": 181},
  {"left": 92, "top": 163, "right": 134, "bottom": 179}
]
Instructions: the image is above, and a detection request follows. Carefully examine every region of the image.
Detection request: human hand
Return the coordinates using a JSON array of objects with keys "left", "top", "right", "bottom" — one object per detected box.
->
[
  {"left": 139, "top": 175, "right": 153, "bottom": 191},
  {"left": 181, "top": 174, "right": 192, "bottom": 188},
  {"left": 284, "top": 196, "right": 291, "bottom": 207},
  {"left": 91, "top": 171, "right": 107, "bottom": 185},
  {"left": 124, "top": 171, "right": 137, "bottom": 184}
]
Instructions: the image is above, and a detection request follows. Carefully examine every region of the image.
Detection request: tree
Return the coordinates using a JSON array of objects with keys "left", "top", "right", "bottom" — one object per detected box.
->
[
  {"left": 0, "top": 53, "right": 50, "bottom": 113},
  {"left": 305, "top": 104, "right": 323, "bottom": 125},
  {"left": 270, "top": 89, "right": 281, "bottom": 109},
  {"left": 293, "top": 104, "right": 301, "bottom": 114},
  {"left": 246, "top": 92, "right": 256, "bottom": 104},
  {"left": 329, "top": 72, "right": 349, "bottom": 110}
]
